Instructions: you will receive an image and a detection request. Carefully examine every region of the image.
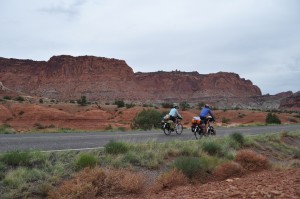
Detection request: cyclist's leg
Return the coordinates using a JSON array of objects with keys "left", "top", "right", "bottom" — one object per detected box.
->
[{"left": 200, "top": 117, "right": 206, "bottom": 134}]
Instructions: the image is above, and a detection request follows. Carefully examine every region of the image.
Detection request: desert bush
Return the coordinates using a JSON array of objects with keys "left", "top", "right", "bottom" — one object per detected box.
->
[
  {"left": 152, "top": 168, "right": 188, "bottom": 191},
  {"left": 3, "top": 96, "right": 12, "bottom": 100},
  {"left": 199, "top": 155, "right": 222, "bottom": 173},
  {"left": 202, "top": 141, "right": 222, "bottom": 156},
  {"left": 105, "top": 140, "right": 129, "bottom": 155},
  {"left": 179, "top": 101, "right": 190, "bottom": 111},
  {"left": 15, "top": 96, "right": 24, "bottom": 102},
  {"left": 114, "top": 100, "right": 125, "bottom": 108},
  {"left": 76, "top": 153, "right": 98, "bottom": 170},
  {"left": 293, "top": 149, "right": 300, "bottom": 159},
  {"left": 48, "top": 168, "right": 146, "bottom": 198},
  {"left": 34, "top": 123, "right": 46, "bottom": 129},
  {"left": 173, "top": 156, "right": 202, "bottom": 179},
  {"left": 235, "top": 149, "right": 269, "bottom": 172},
  {"left": 198, "top": 102, "right": 206, "bottom": 109},
  {"left": 77, "top": 96, "right": 88, "bottom": 106},
  {"left": 105, "top": 124, "right": 113, "bottom": 131},
  {"left": 48, "top": 167, "right": 104, "bottom": 199},
  {"left": 288, "top": 118, "right": 297, "bottom": 123},
  {"left": 0, "top": 124, "right": 14, "bottom": 134},
  {"left": 125, "top": 103, "right": 135, "bottom": 108},
  {"left": 161, "top": 102, "right": 173, "bottom": 108},
  {"left": 222, "top": 117, "right": 231, "bottom": 124},
  {"left": 1, "top": 151, "right": 47, "bottom": 168},
  {"left": 265, "top": 112, "right": 281, "bottom": 124},
  {"left": 132, "top": 109, "right": 162, "bottom": 130},
  {"left": 230, "top": 132, "right": 245, "bottom": 147},
  {"left": 213, "top": 161, "right": 243, "bottom": 180},
  {"left": 4, "top": 167, "right": 46, "bottom": 189},
  {"left": 1, "top": 151, "right": 31, "bottom": 166}
]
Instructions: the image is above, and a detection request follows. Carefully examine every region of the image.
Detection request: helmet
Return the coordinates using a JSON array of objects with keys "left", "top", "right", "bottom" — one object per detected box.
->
[
  {"left": 205, "top": 104, "right": 210, "bottom": 108},
  {"left": 173, "top": 103, "right": 179, "bottom": 108},
  {"left": 207, "top": 115, "right": 212, "bottom": 119}
]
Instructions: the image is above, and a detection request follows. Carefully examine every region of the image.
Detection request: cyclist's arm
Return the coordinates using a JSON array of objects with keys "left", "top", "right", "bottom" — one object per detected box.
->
[{"left": 209, "top": 110, "right": 215, "bottom": 121}]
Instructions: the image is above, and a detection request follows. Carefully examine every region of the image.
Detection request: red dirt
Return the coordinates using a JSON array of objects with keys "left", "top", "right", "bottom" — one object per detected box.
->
[
  {"left": 1, "top": 101, "right": 299, "bottom": 132},
  {"left": 117, "top": 168, "right": 300, "bottom": 199}
]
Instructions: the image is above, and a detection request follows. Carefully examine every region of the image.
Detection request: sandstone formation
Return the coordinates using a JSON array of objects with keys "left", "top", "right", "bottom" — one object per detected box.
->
[
  {"left": 0, "top": 55, "right": 298, "bottom": 110},
  {"left": 0, "top": 56, "right": 259, "bottom": 99}
]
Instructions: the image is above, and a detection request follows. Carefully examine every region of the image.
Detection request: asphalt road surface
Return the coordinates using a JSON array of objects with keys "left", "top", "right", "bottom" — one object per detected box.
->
[{"left": 0, "top": 124, "right": 300, "bottom": 152}]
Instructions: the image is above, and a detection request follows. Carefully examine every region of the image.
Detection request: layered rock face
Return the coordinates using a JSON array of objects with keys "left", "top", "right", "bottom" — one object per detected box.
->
[{"left": 0, "top": 55, "right": 262, "bottom": 105}]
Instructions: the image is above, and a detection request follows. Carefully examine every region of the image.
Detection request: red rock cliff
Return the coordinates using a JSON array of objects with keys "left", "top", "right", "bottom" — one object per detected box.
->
[{"left": 0, "top": 55, "right": 262, "bottom": 102}]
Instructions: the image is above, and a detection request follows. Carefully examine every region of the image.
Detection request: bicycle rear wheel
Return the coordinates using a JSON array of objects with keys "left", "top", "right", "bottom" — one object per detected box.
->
[
  {"left": 193, "top": 125, "right": 204, "bottom": 139},
  {"left": 175, "top": 123, "right": 183, "bottom": 135}
]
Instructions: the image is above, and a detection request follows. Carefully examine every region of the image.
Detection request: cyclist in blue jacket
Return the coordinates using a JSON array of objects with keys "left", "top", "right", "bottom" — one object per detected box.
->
[{"left": 199, "top": 104, "right": 215, "bottom": 134}]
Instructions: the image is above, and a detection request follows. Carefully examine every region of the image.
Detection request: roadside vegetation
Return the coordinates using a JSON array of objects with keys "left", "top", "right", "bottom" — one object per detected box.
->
[{"left": 0, "top": 131, "right": 299, "bottom": 198}]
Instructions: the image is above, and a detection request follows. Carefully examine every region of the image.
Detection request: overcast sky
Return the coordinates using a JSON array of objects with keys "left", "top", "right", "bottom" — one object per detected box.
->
[{"left": 1, "top": 0, "right": 299, "bottom": 95}]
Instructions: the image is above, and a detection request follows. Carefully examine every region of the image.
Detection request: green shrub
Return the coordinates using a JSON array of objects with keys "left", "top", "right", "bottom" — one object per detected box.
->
[
  {"left": 105, "top": 140, "right": 129, "bottom": 155},
  {"left": 198, "top": 102, "right": 206, "bottom": 109},
  {"left": 202, "top": 141, "right": 222, "bottom": 156},
  {"left": 222, "top": 117, "right": 231, "bottom": 124},
  {"left": 173, "top": 156, "right": 202, "bottom": 179},
  {"left": 77, "top": 96, "right": 88, "bottom": 106},
  {"left": 125, "top": 103, "right": 135, "bottom": 108},
  {"left": 161, "top": 102, "right": 173, "bottom": 108},
  {"left": 105, "top": 124, "right": 113, "bottom": 131},
  {"left": 3, "top": 96, "right": 12, "bottom": 100},
  {"left": 0, "top": 124, "right": 14, "bottom": 134},
  {"left": 293, "top": 149, "right": 300, "bottom": 159},
  {"left": 265, "top": 113, "right": 281, "bottom": 124},
  {"left": 132, "top": 109, "right": 162, "bottom": 130},
  {"left": 179, "top": 102, "right": 190, "bottom": 111},
  {"left": 1, "top": 151, "right": 31, "bottom": 166},
  {"left": 76, "top": 153, "right": 98, "bottom": 170},
  {"left": 4, "top": 168, "right": 46, "bottom": 189},
  {"left": 15, "top": 96, "right": 25, "bottom": 102},
  {"left": 230, "top": 132, "right": 245, "bottom": 147},
  {"left": 114, "top": 100, "right": 125, "bottom": 108},
  {"left": 39, "top": 98, "right": 43, "bottom": 103}
]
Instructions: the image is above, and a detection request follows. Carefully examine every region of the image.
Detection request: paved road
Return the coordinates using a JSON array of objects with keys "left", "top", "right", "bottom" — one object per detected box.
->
[{"left": 0, "top": 124, "right": 300, "bottom": 152}]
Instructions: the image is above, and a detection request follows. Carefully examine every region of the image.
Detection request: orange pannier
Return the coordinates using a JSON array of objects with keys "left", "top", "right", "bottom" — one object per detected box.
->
[{"left": 191, "top": 116, "right": 201, "bottom": 125}]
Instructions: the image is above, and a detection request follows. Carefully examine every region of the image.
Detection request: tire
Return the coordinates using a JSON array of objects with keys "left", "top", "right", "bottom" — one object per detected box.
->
[
  {"left": 163, "top": 123, "right": 171, "bottom": 135},
  {"left": 207, "top": 127, "right": 216, "bottom": 136},
  {"left": 194, "top": 125, "right": 204, "bottom": 139},
  {"left": 175, "top": 123, "right": 183, "bottom": 135},
  {"left": 211, "top": 128, "right": 216, "bottom": 136}
]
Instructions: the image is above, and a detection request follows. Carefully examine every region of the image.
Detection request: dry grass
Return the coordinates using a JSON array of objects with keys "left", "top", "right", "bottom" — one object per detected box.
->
[
  {"left": 150, "top": 169, "right": 188, "bottom": 193},
  {"left": 235, "top": 149, "right": 270, "bottom": 172},
  {"left": 213, "top": 161, "right": 244, "bottom": 180},
  {"left": 47, "top": 167, "right": 146, "bottom": 199}
]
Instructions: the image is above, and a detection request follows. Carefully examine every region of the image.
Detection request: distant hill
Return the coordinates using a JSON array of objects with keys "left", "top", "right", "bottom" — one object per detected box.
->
[{"left": 0, "top": 55, "right": 298, "bottom": 110}]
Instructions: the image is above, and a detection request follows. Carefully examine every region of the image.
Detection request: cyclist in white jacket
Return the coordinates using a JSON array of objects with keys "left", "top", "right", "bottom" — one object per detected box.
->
[{"left": 169, "top": 104, "right": 183, "bottom": 129}]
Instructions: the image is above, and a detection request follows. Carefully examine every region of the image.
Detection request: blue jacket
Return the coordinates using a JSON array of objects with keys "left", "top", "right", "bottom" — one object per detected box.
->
[{"left": 199, "top": 107, "right": 215, "bottom": 119}]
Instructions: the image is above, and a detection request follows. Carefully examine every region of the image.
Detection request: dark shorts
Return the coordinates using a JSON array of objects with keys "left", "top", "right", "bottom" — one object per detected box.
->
[
  {"left": 170, "top": 115, "right": 176, "bottom": 122},
  {"left": 200, "top": 116, "right": 207, "bottom": 124}
]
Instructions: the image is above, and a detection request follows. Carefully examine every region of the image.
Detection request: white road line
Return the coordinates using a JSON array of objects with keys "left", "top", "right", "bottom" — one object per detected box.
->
[{"left": 41, "top": 146, "right": 105, "bottom": 153}]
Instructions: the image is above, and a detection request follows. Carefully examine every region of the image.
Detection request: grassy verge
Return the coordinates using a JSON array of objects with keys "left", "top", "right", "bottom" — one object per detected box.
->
[{"left": 0, "top": 131, "right": 299, "bottom": 198}]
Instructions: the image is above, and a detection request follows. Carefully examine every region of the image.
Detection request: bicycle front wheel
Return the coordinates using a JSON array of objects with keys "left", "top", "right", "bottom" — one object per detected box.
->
[{"left": 175, "top": 123, "right": 183, "bottom": 135}]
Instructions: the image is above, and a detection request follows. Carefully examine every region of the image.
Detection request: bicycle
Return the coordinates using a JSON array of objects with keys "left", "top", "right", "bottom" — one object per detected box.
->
[
  {"left": 192, "top": 117, "right": 216, "bottom": 139},
  {"left": 162, "top": 117, "right": 183, "bottom": 136}
]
